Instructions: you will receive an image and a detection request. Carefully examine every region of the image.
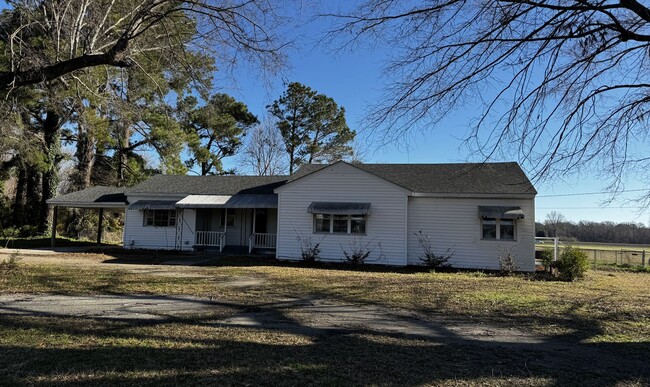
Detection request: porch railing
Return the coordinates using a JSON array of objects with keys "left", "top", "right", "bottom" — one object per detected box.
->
[
  {"left": 249, "top": 233, "right": 277, "bottom": 253},
  {"left": 195, "top": 231, "right": 226, "bottom": 252}
]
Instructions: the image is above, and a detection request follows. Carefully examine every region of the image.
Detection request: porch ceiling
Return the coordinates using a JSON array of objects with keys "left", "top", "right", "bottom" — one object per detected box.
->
[{"left": 175, "top": 194, "right": 278, "bottom": 209}]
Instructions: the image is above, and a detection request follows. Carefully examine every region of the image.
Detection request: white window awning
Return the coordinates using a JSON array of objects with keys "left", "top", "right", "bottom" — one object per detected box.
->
[
  {"left": 478, "top": 206, "right": 525, "bottom": 219},
  {"left": 307, "top": 202, "right": 371, "bottom": 215},
  {"left": 128, "top": 200, "right": 177, "bottom": 210},
  {"left": 175, "top": 194, "right": 278, "bottom": 209}
]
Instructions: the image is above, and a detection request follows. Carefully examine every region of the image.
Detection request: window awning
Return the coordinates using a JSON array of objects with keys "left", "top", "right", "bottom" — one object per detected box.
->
[
  {"left": 478, "top": 206, "right": 525, "bottom": 219},
  {"left": 128, "top": 200, "right": 177, "bottom": 210},
  {"left": 307, "top": 202, "right": 371, "bottom": 215},
  {"left": 175, "top": 194, "right": 278, "bottom": 209}
]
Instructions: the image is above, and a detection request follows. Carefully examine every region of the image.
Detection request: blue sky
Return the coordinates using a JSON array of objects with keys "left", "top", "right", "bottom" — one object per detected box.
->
[{"left": 213, "top": 6, "right": 650, "bottom": 226}]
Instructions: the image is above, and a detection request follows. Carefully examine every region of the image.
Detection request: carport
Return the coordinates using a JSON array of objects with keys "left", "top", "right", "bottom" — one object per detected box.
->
[{"left": 46, "top": 186, "right": 127, "bottom": 247}]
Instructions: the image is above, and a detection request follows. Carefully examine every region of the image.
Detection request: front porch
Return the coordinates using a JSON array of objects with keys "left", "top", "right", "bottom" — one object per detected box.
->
[{"left": 176, "top": 195, "right": 278, "bottom": 255}]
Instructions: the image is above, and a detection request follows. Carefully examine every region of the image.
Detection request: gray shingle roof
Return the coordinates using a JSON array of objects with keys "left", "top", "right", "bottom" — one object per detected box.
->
[
  {"left": 127, "top": 175, "right": 288, "bottom": 195},
  {"left": 53, "top": 162, "right": 535, "bottom": 204},
  {"left": 291, "top": 162, "right": 537, "bottom": 195},
  {"left": 47, "top": 186, "right": 127, "bottom": 207}
]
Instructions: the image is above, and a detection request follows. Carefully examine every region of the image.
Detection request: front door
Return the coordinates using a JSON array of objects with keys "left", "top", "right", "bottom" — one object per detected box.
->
[{"left": 254, "top": 209, "right": 267, "bottom": 234}]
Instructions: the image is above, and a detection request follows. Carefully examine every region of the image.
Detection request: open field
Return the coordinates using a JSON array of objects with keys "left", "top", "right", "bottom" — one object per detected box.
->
[
  {"left": 536, "top": 241, "right": 650, "bottom": 268},
  {"left": 0, "top": 250, "right": 648, "bottom": 385},
  {"left": 571, "top": 242, "right": 650, "bottom": 251}
]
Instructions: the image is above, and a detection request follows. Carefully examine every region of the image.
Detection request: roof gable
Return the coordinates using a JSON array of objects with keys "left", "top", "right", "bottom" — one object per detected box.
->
[{"left": 275, "top": 161, "right": 412, "bottom": 193}]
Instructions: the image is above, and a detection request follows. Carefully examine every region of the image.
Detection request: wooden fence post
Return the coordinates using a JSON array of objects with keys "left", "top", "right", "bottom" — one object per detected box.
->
[
  {"left": 593, "top": 250, "right": 597, "bottom": 269},
  {"left": 643, "top": 250, "right": 646, "bottom": 267}
]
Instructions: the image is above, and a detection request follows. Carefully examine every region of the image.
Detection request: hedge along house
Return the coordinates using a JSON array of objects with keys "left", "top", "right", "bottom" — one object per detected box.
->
[{"left": 48, "top": 161, "right": 537, "bottom": 270}]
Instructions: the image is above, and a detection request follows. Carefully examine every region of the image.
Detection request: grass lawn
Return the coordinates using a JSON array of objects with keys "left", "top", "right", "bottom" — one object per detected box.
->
[
  {"left": 0, "top": 236, "right": 117, "bottom": 249},
  {"left": 0, "top": 252, "right": 648, "bottom": 385}
]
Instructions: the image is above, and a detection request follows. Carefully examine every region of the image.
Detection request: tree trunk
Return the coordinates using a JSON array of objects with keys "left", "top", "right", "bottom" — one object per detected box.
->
[
  {"left": 12, "top": 166, "right": 26, "bottom": 227},
  {"left": 39, "top": 110, "right": 61, "bottom": 233},
  {"left": 74, "top": 123, "right": 95, "bottom": 190},
  {"left": 116, "top": 122, "right": 130, "bottom": 186},
  {"left": 289, "top": 147, "right": 295, "bottom": 174}
]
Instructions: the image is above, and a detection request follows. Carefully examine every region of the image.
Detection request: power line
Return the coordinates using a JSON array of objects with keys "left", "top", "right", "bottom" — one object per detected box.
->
[
  {"left": 537, "top": 188, "right": 647, "bottom": 198},
  {"left": 537, "top": 206, "right": 644, "bottom": 210}
]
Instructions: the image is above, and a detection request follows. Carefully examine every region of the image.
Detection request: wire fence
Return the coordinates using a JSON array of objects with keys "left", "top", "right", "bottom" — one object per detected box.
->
[
  {"left": 579, "top": 249, "right": 647, "bottom": 267},
  {"left": 535, "top": 239, "right": 648, "bottom": 268}
]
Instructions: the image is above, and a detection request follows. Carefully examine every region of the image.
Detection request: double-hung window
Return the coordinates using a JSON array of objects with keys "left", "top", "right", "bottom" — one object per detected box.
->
[
  {"left": 313, "top": 214, "right": 366, "bottom": 234},
  {"left": 478, "top": 206, "right": 523, "bottom": 241},
  {"left": 481, "top": 218, "right": 516, "bottom": 240},
  {"left": 144, "top": 210, "right": 176, "bottom": 227}
]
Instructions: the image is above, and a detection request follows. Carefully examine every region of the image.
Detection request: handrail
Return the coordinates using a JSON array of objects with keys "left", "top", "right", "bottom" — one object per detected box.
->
[
  {"left": 196, "top": 231, "right": 226, "bottom": 252},
  {"left": 249, "top": 232, "right": 277, "bottom": 253}
]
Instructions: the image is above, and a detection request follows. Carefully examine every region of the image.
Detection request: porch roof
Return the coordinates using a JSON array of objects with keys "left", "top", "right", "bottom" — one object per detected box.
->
[
  {"left": 175, "top": 194, "right": 278, "bottom": 209},
  {"left": 47, "top": 186, "right": 127, "bottom": 210}
]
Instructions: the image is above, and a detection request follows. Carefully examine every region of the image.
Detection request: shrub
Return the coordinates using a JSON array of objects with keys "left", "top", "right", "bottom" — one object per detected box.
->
[
  {"left": 296, "top": 233, "right": 322, "bottom": 263},
  {"left": 555, "top": 246, "right": 589, "bottom": 281},
  {"left": 0, "top": 251, "right": 21, "bottom": 276},
  {"left": 342, "top": 237, "right": 375, "bottom": 267},
  {"left": 498, "top": 247, "right": 519, "bottom": 275},
  {"left": 415, "top": 231, "right": 453, "bottom": 268},
  {"left": 538, "top": 248, "right": 554, "bottom": 272}
]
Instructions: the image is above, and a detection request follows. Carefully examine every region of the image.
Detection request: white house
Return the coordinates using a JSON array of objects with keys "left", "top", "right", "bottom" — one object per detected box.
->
[{"left": 47, "top": 161, "right": 537, "bottom": 271}]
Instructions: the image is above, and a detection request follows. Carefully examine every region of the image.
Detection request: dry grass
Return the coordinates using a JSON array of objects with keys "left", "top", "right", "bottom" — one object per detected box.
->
[{"left": 0, "top": 252, "right": 648, "bottom": 385}]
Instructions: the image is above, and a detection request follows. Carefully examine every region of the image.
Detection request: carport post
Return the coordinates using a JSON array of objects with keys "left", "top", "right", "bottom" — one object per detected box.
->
[
  {"left": 97, "top": 208, "right": 104, "bottom": 245},
  {"left": 50, "top": 206, "right": 58, "bottom": 248}
]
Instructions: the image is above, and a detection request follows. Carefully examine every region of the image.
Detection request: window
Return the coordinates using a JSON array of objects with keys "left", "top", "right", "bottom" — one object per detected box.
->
[
  {"left": 481, "top": 218, "right": 516, "bottom": 240},
  {"left": 144, "top": 210, "right": 176, "bottom": 227},
  {"left": 482, "top": 218, "right": 497, "bottom": 239},
  {"left": 332, "top": 215, "right": 349, "bottom": 233},
  {"left": 313, "top": 214, "right": 366, "bottom": 234},
  {"left": 314, "top": 214, "right": 331, "bottom": 233},
  {"left": 219, "top": 210, "right": 235, "bottom": 227},
  {"left": 350, "top": 216, "right": 366, "bottom": 234},
  {"left": 500, "top": 219, "right": 515, "bottom": 240}
]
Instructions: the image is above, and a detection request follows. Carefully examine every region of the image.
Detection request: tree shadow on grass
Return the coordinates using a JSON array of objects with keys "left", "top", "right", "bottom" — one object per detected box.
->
[{"left": 0, "top": 294, "right": 647, "bottom": 386}]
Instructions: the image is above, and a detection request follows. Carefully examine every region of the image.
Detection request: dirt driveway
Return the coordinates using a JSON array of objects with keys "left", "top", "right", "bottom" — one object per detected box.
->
[{"left": 0, "top": 292, "right": 543, "bottom": 345}]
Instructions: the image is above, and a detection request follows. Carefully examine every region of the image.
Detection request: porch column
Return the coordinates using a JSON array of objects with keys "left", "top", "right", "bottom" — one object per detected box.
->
[
  {"left": 50, "top": 206, "right": 58, "bottom": 248},
  {"left": 224, "top": 208, "right": 228, "bottom": 233},
  {"left": 252, "top": 208, "right": 257, "bottom": 234},
  {"left": 97, "top": 208, "right": 104, "bottom": 245}
]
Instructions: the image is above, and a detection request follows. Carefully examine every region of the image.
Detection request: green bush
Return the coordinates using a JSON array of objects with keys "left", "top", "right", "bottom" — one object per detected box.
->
[
  {"left": 539, "top": 248, "right": 554, "bottom": 271},
  {"left": 555, "top": 246, "right": 589, "bottom": 281}
]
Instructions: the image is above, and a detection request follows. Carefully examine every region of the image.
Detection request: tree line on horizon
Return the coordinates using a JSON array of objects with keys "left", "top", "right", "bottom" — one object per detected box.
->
[{"left": 537, "top": 212, "right": 650, "bottom": 245}]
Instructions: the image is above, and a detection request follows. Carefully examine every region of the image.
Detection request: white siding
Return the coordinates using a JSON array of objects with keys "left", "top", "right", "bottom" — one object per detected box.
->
[
  {"left": 277, "top": 163, "right": 409, "bottom": 265},
  {"left": 406, "top": 197, "right": 536, "bottom": 271},
  {"left": 123, "top": 194, "right": 196, "bottom": 251}
]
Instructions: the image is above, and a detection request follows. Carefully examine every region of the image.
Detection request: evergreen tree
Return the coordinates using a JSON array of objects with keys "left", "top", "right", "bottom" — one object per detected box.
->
[
  {"left": 268, "top": 82, "right": 355, "bottom": 174},
  {"left": 182, "top": 94, "right": 258, "bottom": 175}
]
